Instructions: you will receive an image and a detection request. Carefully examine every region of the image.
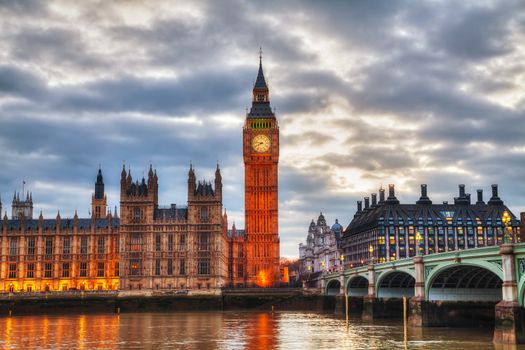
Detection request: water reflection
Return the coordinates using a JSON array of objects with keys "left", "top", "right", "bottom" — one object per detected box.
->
[{"left": 0, "top": 311, "right": 524, "bottom": 349}]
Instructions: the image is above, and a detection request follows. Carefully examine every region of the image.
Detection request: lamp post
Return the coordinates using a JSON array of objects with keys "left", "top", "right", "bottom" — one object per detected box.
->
[
  {"left": 416, "top": 231, "right": 423, "bottom": 256},
  {"left": 502, "top": 211, "right": 512, "bottom": 244},
  {"left": 368, "top": 244, "right": 374, "bottom": 264},
  {"left": 340, "top": 254, "right": 344, "bottom": 271}
]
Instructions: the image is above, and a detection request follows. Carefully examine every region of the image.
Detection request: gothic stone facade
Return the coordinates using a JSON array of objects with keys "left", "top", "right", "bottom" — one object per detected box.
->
[
  {"left": 118, "top": 164, "right": 229, "bottom": 292},
  {"left": 0, "top": 173, "right": 119, "bottom": 293}
]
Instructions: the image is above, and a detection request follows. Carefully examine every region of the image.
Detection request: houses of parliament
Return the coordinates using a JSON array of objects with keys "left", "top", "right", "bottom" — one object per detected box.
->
[{"left": 0, "top": 57, "right": 281, "bottom": 293}]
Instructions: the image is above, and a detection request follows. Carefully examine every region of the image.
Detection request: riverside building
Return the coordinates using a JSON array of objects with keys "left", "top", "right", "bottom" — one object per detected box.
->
[
  {"left": 298, "top": 213, "right": 343, "bottom": 277},
  {"left": 0, "top": 55, "right": 282, "bottom": 293},
  {"left": 341, "top": 184, "right": 521, "bottom": 267}
]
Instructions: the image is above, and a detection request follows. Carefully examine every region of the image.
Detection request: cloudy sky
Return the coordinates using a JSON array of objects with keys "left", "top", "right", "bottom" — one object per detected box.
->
[{"left": 1, "top": 0, "right": 524, "bottom": 257}]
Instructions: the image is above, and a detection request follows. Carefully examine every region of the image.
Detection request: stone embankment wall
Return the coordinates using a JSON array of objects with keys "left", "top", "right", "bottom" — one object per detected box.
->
[{"left": 0, "top": 290, "right": 329, "bottom": 316}]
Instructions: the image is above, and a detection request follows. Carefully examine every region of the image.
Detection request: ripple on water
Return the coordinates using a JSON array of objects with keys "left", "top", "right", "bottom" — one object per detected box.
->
[{"left": 0, "top": 311, "right": 519, "bottom": 350}]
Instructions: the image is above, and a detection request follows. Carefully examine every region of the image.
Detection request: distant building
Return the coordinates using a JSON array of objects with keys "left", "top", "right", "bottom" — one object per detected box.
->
[
  {"left": 341, "top": 184, "right": 521, "bottom": 267},
  {"left": 11, "top": 191, "right": 33, "bottom": 220},
  {"left": 298, "top": 213, "right": 343, "bottom": 280}
]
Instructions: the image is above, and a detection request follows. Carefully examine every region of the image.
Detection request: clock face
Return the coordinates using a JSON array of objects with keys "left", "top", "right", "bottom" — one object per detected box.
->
[{"left": 252, "top": 134, "right": 270, "bottom": 153}]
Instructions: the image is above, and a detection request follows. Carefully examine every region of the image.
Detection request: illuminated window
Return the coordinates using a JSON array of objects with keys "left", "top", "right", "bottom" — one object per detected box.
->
[
  {"left": 62, "top": 263, "right": 70, "bottom": 278},
  {"left": 26, "top": 263, "right": 35, "bottom": 278},
  {"left": 97, "top": 262, "right": 104, "bottom": 277},
  {"left": 44, "top": 263, "right": 53, "bottom": 278},
  {"left": 8, "top": 263, "right": 17, "bottom": 278},
  {"left": 130, "top": 233, "right": 142, "bottom": 252},
  {"left": 130, "top": 259, "right": 141, "bottom": 276},
  {"left": 79, "top": 262, "right": 87, "bottom": 277}
]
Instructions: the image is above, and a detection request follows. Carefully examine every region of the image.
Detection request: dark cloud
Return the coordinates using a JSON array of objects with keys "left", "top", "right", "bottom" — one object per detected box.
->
[{"left": 0, "top": 0, "right": 524, "bottom": 257}]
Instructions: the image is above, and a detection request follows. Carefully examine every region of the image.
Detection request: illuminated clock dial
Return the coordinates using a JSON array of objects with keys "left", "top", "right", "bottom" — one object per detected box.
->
[{"left": 252, "top": 134, "right": 270, "bottom": 153}]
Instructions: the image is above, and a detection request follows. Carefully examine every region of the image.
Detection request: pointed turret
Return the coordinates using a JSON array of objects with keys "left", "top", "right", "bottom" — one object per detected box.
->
[
  {"left": 188, "top": 162, "right": 196, "bottom": 199},
  {"left": 248, "top": 49, "right": 274, "bottom": 118},
  {"left": 92, "top": 167, "right": 107, "bottom": 219},
  {"left": 95, "top": 167, "right": 104, "bottom": 199},
  {"left": 215, "top": 162, "right": 222, "bottom": 200}
]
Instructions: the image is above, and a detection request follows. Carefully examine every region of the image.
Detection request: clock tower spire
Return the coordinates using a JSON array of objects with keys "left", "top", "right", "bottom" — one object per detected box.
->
[{"left": 243, "top": 51, "right": 280, "bottom": 287}]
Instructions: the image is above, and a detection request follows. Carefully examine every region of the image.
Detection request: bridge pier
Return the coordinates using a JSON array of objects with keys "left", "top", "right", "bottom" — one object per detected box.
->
[
  {"left": 409, "top": 255, "right": 426, "bottom": 326},
  {"left": 362, "top": 263, "right": 376, "bottom": 321},
  {"left": 494, "top": 244, "right": 525, "bottom": 345}
]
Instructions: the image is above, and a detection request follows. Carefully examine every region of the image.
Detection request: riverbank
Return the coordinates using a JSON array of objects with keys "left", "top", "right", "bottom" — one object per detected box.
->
[{"left": 0, "top": 289, "right": 329, "bottom": 316}]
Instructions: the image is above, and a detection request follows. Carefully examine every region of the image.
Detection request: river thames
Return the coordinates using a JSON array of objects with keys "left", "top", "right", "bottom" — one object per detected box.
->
[{"left": 0, "top": 311, "right": 522, "bottom": 350}]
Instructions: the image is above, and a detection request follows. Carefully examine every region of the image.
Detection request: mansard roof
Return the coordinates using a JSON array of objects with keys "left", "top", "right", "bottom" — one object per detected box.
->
[
  {"left": 247, "top": 102, "right": 274, "bottom": 118},
  {"left": 5, "top": 218, "right": 120, "bottom": 231},
  {"left": 155, "top": 206, "right": 188, "bottom": 221},
  {"left": 227, "top": 229, "right": 246, "bottom": 238},
  {"left": 345, "top": 202, "right": 518, "bottom": 236}
]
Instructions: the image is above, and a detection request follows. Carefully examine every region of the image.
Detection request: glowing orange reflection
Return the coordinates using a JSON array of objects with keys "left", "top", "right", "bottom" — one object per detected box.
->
[{"left": 256, "top": 270, "right": 271, "bottom": 287}]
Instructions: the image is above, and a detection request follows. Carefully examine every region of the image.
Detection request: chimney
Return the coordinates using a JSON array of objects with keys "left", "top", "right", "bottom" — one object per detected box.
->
[
  {"left": 386, "top": 184, "right": 400, "bottom": 204},
  {"left": 476, "top": 189, "right": 484, "bottom": 204},
  {"left": 379, "top": 188, "right": 385, "bottom": 203},
  {"left": 454, "top": 184, "right": 469, "bottom": 205},
  {"left": 459, "top": 184, "right": 465, "bottom": 198},
  {"left": 364, "top": 197, "right": 370, "bottom": 210},
  {"left": 488, "top": 184, "right": 503, "bottom": 205},
  {"left": 371, "top": 193, "right": 377, "bottom": 207},
  {"left": 416, "top": 184, "right": 432, "bottom": 205},
  {"left": 354, "top": 200, "right": 363, "bottom": 218},
  {"left": 466, "top": 193, "right": 471, "bottom": 205}
]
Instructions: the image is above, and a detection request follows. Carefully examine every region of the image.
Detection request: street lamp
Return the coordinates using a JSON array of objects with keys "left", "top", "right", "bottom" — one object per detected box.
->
[
  {"left": 416, "top": 231, "right": 423, "bottom": 256},
  {"left": 321, "top": 260, "right": 325, "bottom": 271},
  {"left": 369, "top": 245, "right": 374, "bottom": 264},
  {"left": 340, "top": 254, "right": 344, "bottom": 270},
  {"left": 502, "top": 211, "right": 512, "bottom": 244}
]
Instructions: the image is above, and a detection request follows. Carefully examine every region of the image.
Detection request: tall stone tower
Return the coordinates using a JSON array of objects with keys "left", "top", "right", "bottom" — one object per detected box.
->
[
  {"left": 243, "top": 53, "right": 280, "bottom": 287},
  {"left": 92, "top": 168, "right": 107, "bottom": 219},
  {"left": 11, "top": 190, "right": 33, "bottom": 220}
]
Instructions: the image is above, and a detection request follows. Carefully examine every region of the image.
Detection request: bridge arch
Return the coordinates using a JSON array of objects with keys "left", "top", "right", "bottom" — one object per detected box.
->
[
  {"left": 325, "top": 279, "right": 341, "bottom": 296},
  {"left": 346, "top": 275, "right": 369, "bottom": 296},
  {"left": 426, "top": 262, "right": 502, "bottom": 301},
  {"left": 376, "top": 269, "right": 415, "bottom": 298}
]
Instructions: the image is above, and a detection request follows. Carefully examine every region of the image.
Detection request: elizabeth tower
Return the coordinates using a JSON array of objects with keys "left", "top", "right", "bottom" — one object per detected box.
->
[{"left": 243, "top": 55, "right": 280, "bottom": 287}]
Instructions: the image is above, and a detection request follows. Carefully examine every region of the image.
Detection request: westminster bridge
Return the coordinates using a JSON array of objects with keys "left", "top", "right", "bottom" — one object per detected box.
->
[{"left": 321, "top": 243, "right": 525, "bottom": 345}]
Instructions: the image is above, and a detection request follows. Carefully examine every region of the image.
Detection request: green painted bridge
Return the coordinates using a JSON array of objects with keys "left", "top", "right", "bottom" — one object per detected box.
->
[{"left": 321, "top": 243, "right": 525, "bottom": 344}]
